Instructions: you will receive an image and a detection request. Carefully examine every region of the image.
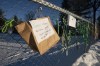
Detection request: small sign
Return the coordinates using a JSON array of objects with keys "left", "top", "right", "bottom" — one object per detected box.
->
[
  {"left": 29, "top": 17, "right": 55, "bottom": 44},
  {"left": 68, "top": 15, "right": 76, "bottom": 28}
]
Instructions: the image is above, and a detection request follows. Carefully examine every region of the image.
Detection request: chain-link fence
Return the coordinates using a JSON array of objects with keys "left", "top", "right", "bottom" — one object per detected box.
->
[
  {"left": 0, "top": 33, "right": 95, "bottom": 66},
  {"left": 0, "top": 0, "right": 96, "bottom": 66}
]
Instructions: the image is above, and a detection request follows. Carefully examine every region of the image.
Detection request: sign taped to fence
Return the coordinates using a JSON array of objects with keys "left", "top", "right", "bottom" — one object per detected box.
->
[
  {"left": 29, "top": 18, "right": 55, "bottom": 44},
  {"left": 15, "top": 17, "right": 60, "bottom": 55},
  {"left": 68, "top": 15, "right": 76, "bottom": 28}
]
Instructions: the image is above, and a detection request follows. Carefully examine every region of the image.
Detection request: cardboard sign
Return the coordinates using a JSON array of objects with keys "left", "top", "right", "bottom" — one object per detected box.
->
[
  {"left": 68, "top": 15, "right": 76, "bottom": 28},
  {"left": 29, "top": 18, "right": 55, "bottom": 44},
  {"left": 15, "top": 17, "right": 60, "bottom": 55}
]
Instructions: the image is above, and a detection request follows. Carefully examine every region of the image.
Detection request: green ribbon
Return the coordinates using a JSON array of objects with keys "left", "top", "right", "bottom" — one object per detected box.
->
[{"left": 2, "top": 19, "right": 14, "bottom": 33}]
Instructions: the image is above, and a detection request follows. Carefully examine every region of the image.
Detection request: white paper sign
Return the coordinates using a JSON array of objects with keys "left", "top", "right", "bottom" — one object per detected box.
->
[
  {"left": 29, "top": 18, "right": 55, "bottom": 44},
  {"left": 68, "top": 15, "right": 76, "bottom": 28}
]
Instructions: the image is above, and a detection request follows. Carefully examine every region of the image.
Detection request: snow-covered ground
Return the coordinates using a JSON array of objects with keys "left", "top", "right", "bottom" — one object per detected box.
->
[
  {"left": 0, "top": 33, "right": 97, "bottom": 66},
  {"left": 72, "top": 40, "right": 100, "bottom": 66}
]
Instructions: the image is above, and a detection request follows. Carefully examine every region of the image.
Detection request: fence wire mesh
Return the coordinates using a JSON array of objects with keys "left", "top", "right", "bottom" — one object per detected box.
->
[
  {"left": 0, "top": 0, "right": 96, "bottom": 66},
  {"left": 0, "top": 33, "right": 94, "bottom": 66}
]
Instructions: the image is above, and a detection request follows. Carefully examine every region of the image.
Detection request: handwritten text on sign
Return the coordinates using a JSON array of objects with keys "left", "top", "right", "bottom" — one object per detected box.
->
[{"left": 29, "top": 18, "right": 55, "bottom": 44}]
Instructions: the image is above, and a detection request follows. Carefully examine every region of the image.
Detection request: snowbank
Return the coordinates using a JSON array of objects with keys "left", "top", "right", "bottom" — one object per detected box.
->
[{"left": 72, "top": 41, "right": 100, "bottom": 66}]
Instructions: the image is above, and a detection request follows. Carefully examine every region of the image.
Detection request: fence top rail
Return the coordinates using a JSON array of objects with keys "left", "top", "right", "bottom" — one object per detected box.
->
[{"left": 31, "top": 0, "right": 93, "bottom": 25}]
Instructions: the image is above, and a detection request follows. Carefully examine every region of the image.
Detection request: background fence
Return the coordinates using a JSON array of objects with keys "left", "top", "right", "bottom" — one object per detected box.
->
[{"left": 0, "top": 0, "right": 96, "bottom": 66}]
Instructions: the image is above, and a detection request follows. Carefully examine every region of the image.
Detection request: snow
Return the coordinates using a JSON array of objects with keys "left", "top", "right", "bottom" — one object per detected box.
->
[
  {"left": 0, "top": 33, "right": 98, "bottom": 66},
  {"left": 72, "top": 40, "right": 100, "bottom": 66}
]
